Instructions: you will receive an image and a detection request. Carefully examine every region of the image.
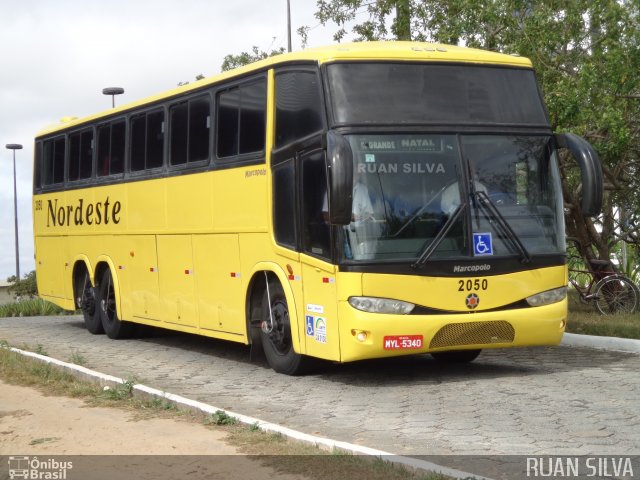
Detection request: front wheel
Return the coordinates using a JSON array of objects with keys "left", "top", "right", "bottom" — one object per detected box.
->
[
  {"left": 594, "top": 275, "right": 639, "bottom": 315},
  {"left": 431, "top": 349, "right": 482, "bottom": 363},
  {"left": 260, "top": 279, "right": 314, "bottom": 375},
  {"left": 97, "top": 269, "right": 133, "bottom": 339}
]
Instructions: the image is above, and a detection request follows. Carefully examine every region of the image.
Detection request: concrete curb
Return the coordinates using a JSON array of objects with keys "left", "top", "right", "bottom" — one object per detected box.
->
[
  {"left": 6, "top": 346, "right": 493, "bottom": 480},
  {"left": 561, "top": 332, "right": 640, "bottom": 354}
]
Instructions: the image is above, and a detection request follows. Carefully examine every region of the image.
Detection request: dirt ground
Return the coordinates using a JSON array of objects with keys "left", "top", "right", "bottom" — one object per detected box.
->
[{"left": 0, "top": 380, "right": 307, "bottom": 480}]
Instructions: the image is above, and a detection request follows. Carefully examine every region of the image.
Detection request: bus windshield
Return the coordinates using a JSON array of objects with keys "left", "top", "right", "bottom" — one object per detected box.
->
[
  {"left": 326, "top": 63, "right": 548, "bottom": 126},
  {"left": 340, "top": 134, "right": 565, "bottom": 262}
]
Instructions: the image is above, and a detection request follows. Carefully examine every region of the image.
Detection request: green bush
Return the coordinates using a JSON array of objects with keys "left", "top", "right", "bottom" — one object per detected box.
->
[
  {"left": 6, "top": 271, "right": 38, "bottom": 299},
  {"left": 0, "top": 298, "right": 65, "bottom": 317}
]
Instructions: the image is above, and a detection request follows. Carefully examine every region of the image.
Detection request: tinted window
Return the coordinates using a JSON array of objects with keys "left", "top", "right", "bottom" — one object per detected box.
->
[
  {"left": 170, "top": 102, "right": 188, "bottom": 165},
  {"left": 301, "top": 150, "right": 330, "bottom": 258},
  {"left": 79, "top": 130, "right": 93, "bottom": 179},
  {"left": 69, "top": 133, "right": 82, "bottom": 180},
  {"left": 217, "top": 79, "right": 266, "bottom": 158},
  {"left": 53, "top": 137, "right": 65, "bottom": 184},
  {"left": 273, "top": 159, "right": 296, "bottom": 248},
  {"left": 147, "top": 110, "right": 164, "bottom": 169},
  {"left": 130, "top": 109, "right": 166, "bottom": 171},
  {"left": 217, "top": 88, "right": 239, "bottom": 157},
  {"left": 239, "top": 81, "right": 266, "bottom": 154},
  {"left": 43, "top": 137, "right": 65, "bottom": 186},
  {"left": 68, "top": 129, "right": 93, "bottom": 181},
  {"left": 327, "top": 64, "right": 549, "bottom": 126},
  {"left": 275, "top": 71, "right": 324, "bottom": 148},
  {"left": 97, "top": 120, "right": 125, "bottom": 177},
  {"left": 130, "top": 114, "right": 146, "bottom": 171},
  {"left": 188, "top": 96, "right": 210, "bottom": 162},
  {"left": 111, "top": 121, "right": 125, "bottom": 174},
  {"left": 170, "top": 95, "right": 210, "bottom": 166}
]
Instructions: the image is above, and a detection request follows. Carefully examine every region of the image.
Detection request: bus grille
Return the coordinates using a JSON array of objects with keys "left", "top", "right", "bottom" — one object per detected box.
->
[{"left": 429, "top": 321, "right": 515, "bottom": 349}]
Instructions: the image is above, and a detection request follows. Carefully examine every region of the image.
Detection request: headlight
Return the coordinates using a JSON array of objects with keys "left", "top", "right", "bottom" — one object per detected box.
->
[
  {"left": 348, "top": 296, "right": 415, "bottom": 314},
  {"left": 526, "top": 287, "right": 567, "bottom": 307}
]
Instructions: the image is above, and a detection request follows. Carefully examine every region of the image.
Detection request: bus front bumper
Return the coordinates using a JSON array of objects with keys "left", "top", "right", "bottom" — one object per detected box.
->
[{"left": 337, "top": 298, "right": 567, "bottom": 363}]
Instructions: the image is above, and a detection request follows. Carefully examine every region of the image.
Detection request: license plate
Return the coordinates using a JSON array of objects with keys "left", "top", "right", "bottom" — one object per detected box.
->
[{"left": 383, "top": 335, "right": 423, "bottom": 350}]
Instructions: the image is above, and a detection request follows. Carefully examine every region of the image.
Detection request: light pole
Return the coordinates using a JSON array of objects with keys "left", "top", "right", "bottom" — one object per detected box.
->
[
  {"left": 102, "top": 87, "right": 124, "bottom": 108},
  {"left": 6, "top": 143, "right": 22, "bottom": 280},
  {"left": 287, "top": 0, "right": 292, "bottom": 52}
]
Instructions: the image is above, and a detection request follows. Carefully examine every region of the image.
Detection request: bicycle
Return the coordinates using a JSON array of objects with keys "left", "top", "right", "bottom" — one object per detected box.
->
[{"left": 567, "top": 239, "right": 640, "bottom": 315}]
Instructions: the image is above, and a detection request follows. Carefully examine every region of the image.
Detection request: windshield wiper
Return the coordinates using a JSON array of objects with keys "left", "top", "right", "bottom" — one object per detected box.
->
[
  {"left": 474, "top": 190, "right": 531, "bottom": 263},
  {"left": 411, "top": 203, "right": 467, "bottom": 269}
]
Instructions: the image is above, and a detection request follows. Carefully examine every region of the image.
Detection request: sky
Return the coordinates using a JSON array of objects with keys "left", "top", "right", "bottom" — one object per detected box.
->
[{"left": 0, "top": 0, "right": 357, "bottom": 281}]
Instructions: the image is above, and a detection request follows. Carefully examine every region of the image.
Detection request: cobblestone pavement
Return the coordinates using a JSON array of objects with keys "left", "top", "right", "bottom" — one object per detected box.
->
[{"left": 1, "top": 316, "right": 638, "bottom": 456}]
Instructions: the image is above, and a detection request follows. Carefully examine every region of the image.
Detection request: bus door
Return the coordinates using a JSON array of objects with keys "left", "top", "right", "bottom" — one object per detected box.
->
[{"left": 299, "top": 149, "right": 340, "bottom": 360}]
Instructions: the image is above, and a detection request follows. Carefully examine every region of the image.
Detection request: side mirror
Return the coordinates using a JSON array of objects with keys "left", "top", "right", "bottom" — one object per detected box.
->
[
  {"left": 555, "top": 133, "right": 603, "bottom": 217},
  {"left": 326, "top": 131, "right": 353, "bottom": 225}
]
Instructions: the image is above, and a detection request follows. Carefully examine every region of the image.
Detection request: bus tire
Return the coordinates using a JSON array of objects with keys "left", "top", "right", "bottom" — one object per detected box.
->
[
  {"left": 97, "top": 268, "right": 133, "bottom": 339},
  {"left": 431, "top": 349, "right": 481, "bottom": 363},
  {"left": 260, "top": 279, "right": 313, "bottom": 375},
  {"left": 76, "top": 269, "right": 103, "bottom": 334}
]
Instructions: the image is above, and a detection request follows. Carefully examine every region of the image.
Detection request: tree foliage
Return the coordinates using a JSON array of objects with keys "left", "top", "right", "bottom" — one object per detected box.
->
[
  {"left": 309, "top": 0, "right": 640, "bottom": 264},
  {"left": 221, "top": 46, "right": 286, "bottom": 72},
  {"left": 6, "top": 270, "right": 38, "bottom": 299}
]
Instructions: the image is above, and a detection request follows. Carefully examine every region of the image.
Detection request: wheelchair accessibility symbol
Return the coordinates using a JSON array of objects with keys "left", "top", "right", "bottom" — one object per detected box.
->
[{"left": 473, "top": 232, "right": 493, "bottom": 256}]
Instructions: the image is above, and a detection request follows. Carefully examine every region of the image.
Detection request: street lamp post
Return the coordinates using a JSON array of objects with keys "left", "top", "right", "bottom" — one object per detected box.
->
[
  {"left": 102, "top": 87, "right": 125, "bottom": 108},
  {"left": 287, "top": 0, "right": 292, "bottom": 53},
  {"left": 6, "top": 143, "right": 22, "bottom": 280}
]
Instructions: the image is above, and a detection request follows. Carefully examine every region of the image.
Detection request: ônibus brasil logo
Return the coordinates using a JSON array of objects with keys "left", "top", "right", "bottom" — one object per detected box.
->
[{"left": 8, "top": 456, "right": 73, "bottom": 479}]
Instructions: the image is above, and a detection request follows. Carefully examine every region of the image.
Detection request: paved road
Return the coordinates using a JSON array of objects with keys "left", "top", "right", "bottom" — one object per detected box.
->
[{"left": 1, "top": 316, "right": 638, "bottom": 457}]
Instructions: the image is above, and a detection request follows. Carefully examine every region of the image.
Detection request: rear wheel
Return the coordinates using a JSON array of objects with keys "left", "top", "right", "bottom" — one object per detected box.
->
[
  {"left": 431, "top": 349, "right": 481, "bottom": 363},
  {"left": 594, "top": 275, "right": 639, "bottom": 315},
  {"left": 76, "top": 270, "right": 103, "bottom": 334},
  {"left": 97, "top": 269, "right": 133, "bottom": 339},
  {"left": 260, "top": 279, "right": 314, "bottom": 375}
]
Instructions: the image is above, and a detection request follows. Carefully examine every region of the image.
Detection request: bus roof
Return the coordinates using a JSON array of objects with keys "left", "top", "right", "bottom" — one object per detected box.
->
[{"left": 36, "top": 41, "right": 533, "bottom": 137}]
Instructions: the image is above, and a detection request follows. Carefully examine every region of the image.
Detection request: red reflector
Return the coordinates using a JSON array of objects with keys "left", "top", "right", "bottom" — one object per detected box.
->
[
  {"left": 288, "top": 274, "right": 295, "bottom": 280},
  {"left": 322, "top": 277, "right": 329, "bottom": 283},
  {"left": 230, "top": 272, "right": 236, "bottom": 277}
]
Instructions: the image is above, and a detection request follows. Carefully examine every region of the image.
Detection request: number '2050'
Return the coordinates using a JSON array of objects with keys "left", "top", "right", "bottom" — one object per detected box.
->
[{"left": 458, "top": 279, "right": 488, "bottom": 292}]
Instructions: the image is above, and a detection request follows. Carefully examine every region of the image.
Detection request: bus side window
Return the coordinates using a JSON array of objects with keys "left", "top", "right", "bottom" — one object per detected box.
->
[
  {"left": 301, "top": 150, "right": 330, "bottom": 258},
  {"left": 273, "top": 159, "right": 297, "bottom": 248},
  {"left": 43, "top": 138, "right": 65, "bottom": 186},
  {"left": 97, "top": 124, "right": 110, "bottom": 177},
  {"left": 97, "top": 120, "right": 125, "bottom": 176},
  {"left": 275, "top": 70, "right": 323, "bottom": 148},
  {"left": 216, "top": 78, "right": 266, "bottom": 159}
]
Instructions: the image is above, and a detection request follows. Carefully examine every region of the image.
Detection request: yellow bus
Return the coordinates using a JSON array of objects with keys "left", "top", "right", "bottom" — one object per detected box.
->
[{"left": 33, "top": 42, "right": 602, "bottom": 374}]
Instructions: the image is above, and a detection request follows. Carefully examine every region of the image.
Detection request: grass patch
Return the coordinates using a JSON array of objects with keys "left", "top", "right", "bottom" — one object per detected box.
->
[
  {"left": 0, "top": 342, "right": 450, "bottom": 480},
  {"left": 205, "top": 410, "right": 238, "bottom": 426},
  {"left": 0, "top": 298, "right": 66, "bottom": 317},
  {"left": 567, "top": 289, "right": 640, "bottom": 339},
  {"left": 69, "top": 350, "right": 87, "bottom": 366},
  {"left": 567, "top": 310, "right": 640, "bottom": 339}
]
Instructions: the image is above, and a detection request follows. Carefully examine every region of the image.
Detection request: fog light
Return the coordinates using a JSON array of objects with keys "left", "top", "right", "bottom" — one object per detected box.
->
[{"left": 351, "top": 329, "right": 368, "bottom": 342}]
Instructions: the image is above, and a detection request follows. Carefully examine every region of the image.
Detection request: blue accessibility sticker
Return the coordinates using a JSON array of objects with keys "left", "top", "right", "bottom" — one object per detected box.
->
[
  {"left": 305, "top": 315, "right": 315, "bottom": 336},
  {"left": 473, "top": 232, "right": 493, "bottom": 256}
]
